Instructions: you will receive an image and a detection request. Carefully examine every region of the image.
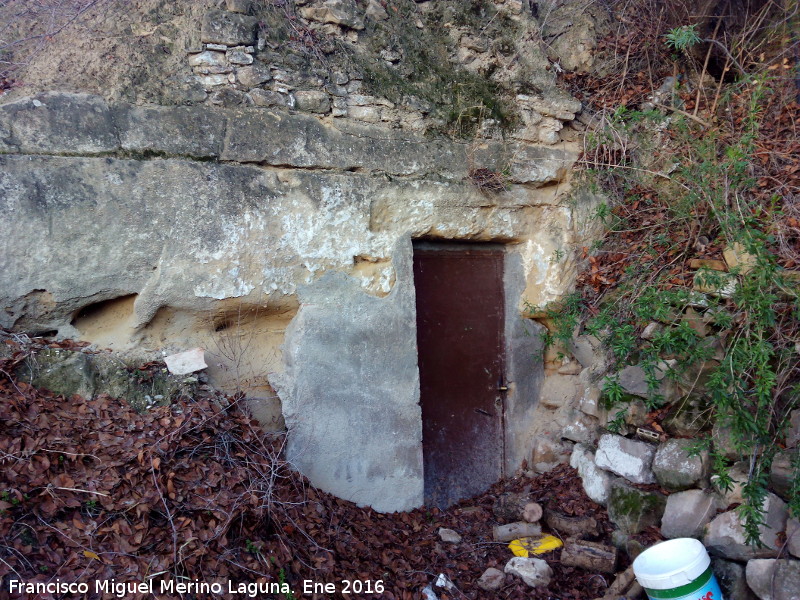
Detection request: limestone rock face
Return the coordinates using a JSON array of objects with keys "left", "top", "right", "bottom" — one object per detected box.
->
[
  {"left": 0, "top": 83, "right": 595, "bottom": 513},
  {"left": 595, "top": 434, "right": 657, "bottom": 484},
  {"left": 0, "top": 93, "right": 117, "bottom": 154}
]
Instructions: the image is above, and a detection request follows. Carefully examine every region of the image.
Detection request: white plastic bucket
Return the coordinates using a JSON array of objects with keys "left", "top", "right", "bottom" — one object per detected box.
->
[{"left": 632, "top": 538, "right": 724, "bottom": 600}]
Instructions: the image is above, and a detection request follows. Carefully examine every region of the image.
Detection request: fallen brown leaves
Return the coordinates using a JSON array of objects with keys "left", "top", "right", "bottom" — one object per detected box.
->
[{"left": 0, "top": 357, "right": 617, "bottom": 600}]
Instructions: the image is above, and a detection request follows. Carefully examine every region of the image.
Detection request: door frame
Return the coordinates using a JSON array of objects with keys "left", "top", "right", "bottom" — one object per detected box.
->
[{"left": 411, "top": 240, "right": 544, "bottom": 492}]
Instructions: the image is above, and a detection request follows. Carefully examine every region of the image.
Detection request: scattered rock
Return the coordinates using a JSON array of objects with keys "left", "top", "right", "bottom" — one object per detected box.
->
[
  {"left": 433, "top": 573, "right": 454, "bottom": 590},
  {"left": 652, "top": 438, "right": 709, "bottom": 490},
  {"left": 746, "top": 559, "right": 800, "bottom": 600},
  {"left": 623, "top": 398, "right": 649, "bottom": 427},
  {"left": 493, "top": 521, "right": 542, "bottom": 542},
  {"left": 693, "top": 269, "right": 737, "bottom": 298},
  {"left": 617, "top": 362, "right": 674, "bottom": 401},
  {"left": 703, "top": 494, "right": 788, "bottom": 560},
  {"left": 607, "top": 480, "right": 665, "bottom": 534},
  {"left": 164, "top": 348, "right": 207, "bottom": 375},
  {"left": 209, "top": 88, "right": 247, "bottom": 107},
  {"left": 437, "top": 528, "right": 461, "bottom": 544},
  {"left": 226, "top": 49, "right": 253, "bottom": 65},
  {"left": 570, "top": 443, "right": 613, "bottom": 505},
  {"left": 724, "top": 242, "right": 758, "bottom": 275},
  {"left": 15, "top": 348, "right": 96, "bottom": 400},
  {"left": 682, "top": 307, "right": 709, "bottom": 337},
  {"left": 689, "top": 258, "right": 728, "bottom": 271},
  {"left": 477, "top": 567, "right": 505, "bottom": 591},
  {"left": 641, "top": 322, "right": 662, "bottom": 340},
  {"left": 560, "top": 538, "right": 617, "bottom": 573},
  {"left": 493, "top": 493, "right": 541, "bottom": 523},
  {"left": 712, "top": 558, "right": 758, "bottom": 600},
  {"left": 201, "top": 10, "right": 258, "bottom": 46},
  {"left": 660, "top": 489, "right": 723, "bottom": 539},
  {"left": 595, "top": 434, "right": 657, "bottom": 484},
  {"left": 610, "top": 530, "right": 646, "bottom": 562},
  {"left": 365, "top": 0, "right": 388, "bottom": 20},
  {"left": 578, "top": 384, "right": 603, "bottom": 418},
  {"left": 504, "top": 556, "right": 553, "bottom": 588}
]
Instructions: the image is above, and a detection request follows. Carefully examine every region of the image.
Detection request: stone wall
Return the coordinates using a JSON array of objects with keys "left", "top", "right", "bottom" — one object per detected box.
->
[{"left": 0, "top": 0, "right": 608, "bottom": 511}]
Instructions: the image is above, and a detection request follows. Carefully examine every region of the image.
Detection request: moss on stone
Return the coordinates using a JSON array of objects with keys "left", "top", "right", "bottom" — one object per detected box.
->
[{"left": 608, "top": 482, "right": 666, "bottom": 534}]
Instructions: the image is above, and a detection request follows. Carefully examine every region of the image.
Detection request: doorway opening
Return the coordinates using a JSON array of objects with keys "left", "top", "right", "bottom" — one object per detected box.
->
[{"left": 412, "top": 241, "right": 507, "bottom": 508}]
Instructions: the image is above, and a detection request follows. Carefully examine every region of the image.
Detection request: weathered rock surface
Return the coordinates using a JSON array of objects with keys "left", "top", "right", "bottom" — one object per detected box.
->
[
  {"left": 703, "top": 494, "right": 788, "bottom": 560},
  {"left": 595, "top": 434, "right": 657, "bottom": 484},
  {"left": 570, "top": 443, "right": 613, "bottom": 505},
  {"left": 201, "top": 10, "right": 258, "bottom": 46},
  {"left": 437, "top": 528, "right": 461, "bottom": 544},
  {"left": 652, "top": 438, "right": 709, "bottom": 490},
  {"left": 660, "top": 489, "right": 723, "bottom": 539},
  {"left": 0, "top": 93, "right": 117, "bottom": 154},
  {"left": 504, "top": 557, "right": 552, "bottom": 588},
  {"left": 607, "top": 480, "right": 665, "bottom": 534},
  {"left": 746, "top": 559, "right": 800, "bottom": 600}
]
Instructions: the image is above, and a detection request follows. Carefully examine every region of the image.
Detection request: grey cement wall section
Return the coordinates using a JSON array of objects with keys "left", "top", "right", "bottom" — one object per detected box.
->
[
  {"left": 503, "top": 251, "right": 546, "bottom": 474},
  {"left": 277, "top": 238, "right": 424, "bottom": 513}
]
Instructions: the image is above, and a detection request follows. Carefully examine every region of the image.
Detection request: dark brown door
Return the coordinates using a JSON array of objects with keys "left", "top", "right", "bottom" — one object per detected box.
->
[{"left": 413, "top": 244, "right": 505, "bottom": 508}]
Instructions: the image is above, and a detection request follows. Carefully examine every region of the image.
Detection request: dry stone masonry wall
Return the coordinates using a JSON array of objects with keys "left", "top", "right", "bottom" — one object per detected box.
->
[{"left": 531, "top": 303, "right": 800, "bottom": 600}]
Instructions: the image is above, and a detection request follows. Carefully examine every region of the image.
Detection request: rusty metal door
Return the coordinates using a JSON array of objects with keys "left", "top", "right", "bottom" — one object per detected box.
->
[{"left": 413, "top": 244, "right": 506, "bottom": 508}]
